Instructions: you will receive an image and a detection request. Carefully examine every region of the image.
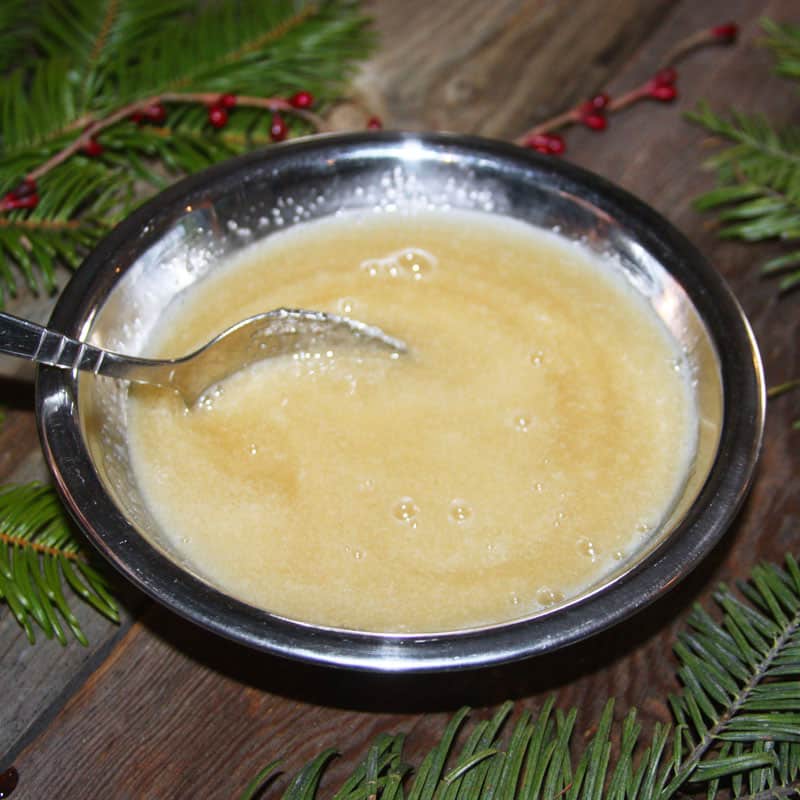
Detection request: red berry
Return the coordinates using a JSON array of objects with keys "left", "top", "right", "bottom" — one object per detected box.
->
[
  {"left": 646, "top": 68, "right": 678, "bottom": 100},
  {"left": 1, "top": 190, "right": 39, "bottom": 211},
  {"left": 1, "top": 178, "right": 39, "bottom": 211},
  {"left": 523, "top": 132, "right": 565, "bottom": 156},
  {"left": 649, "top": 84, "right": 677, "bottom": 101},
  {"left": 288, "top": 91, "right": 314, "bottom": 109},
  {"left": 14, "top": 178, "right": 37, "bottom": 199},
  {"left": 582, "top": 112, "right": 607, "bottom": 131},
  {"left": 145, "top": 103, "right": 166, "bottom": 123},
  {"left": 208, "top": 105, "right": 228, "bottom": 128},
  {"left": 577, "top": 99, "right": 607, "bottom": 131},
  {"left": 545, "top": 133, "right": 566, "bottom": 154},
  {"left": 711, "top": 22, "right": 738, "bottom": 42},
  {"left": 652, "top": 68, "right": 677, "bottom": 87},
  {"left": 133, "top": 103, "right": 167, "bottom": 125},
  {"left": 270, "top": 113, "right": 288, "bottom": 141},
  {"left": 82, "top": 138, "right": 104, "bottom": 157},
  {"left": 366, "top": 116, "right": 383, "bottom": 130},
  {"left": 219, "top": 93, "right": 237, "bottom": 109}
]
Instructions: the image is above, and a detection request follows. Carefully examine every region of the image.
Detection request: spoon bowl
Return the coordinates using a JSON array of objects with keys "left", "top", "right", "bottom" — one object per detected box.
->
[{"left": 1, "top": 308, "right": 405, "bottom": 405}]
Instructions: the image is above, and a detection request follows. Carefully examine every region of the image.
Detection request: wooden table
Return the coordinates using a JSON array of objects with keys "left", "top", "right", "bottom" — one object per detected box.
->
[{"left": 1, "top": 1, "right": 798, "bottom": 797}]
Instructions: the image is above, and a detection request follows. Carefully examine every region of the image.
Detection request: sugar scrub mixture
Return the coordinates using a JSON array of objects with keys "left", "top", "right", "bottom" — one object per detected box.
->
[{"left": 127, "top": 209, "right": 697, "bottom": 633}]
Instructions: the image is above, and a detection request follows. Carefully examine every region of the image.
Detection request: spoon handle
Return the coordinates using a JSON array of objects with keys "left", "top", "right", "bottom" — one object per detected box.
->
[{"left": 0, "top": 311, "right": 112, "bottom": 374}]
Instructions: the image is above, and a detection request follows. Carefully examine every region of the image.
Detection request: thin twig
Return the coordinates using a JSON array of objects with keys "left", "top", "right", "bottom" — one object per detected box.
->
[
  {"left": 514, "top": 22, "right": 737, "bottom": 147},
  {"left": 0, "top": 530, "right": 83, "bottom": 561},
  {"left": 0, "top": 217, "right": 82, "bottom": 230},
  {"left": 661, "top": 26, "right": 735, "bottom": 68},
  {"left": 84, "top": 0, "right": 120, "bottom": 92},
  {"left": 767, "top": 378, "right": 800, "bottom": 398},
  {"left": 24, "top": 92, "right": 327, "bottom": 185},
  {"left": 663, "top": 605, "right": 800, "bottom": 796}
]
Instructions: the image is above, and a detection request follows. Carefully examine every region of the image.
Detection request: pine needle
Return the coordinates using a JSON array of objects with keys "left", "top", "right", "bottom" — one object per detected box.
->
[
  {"left": 688, "top": 19, "right": 800, "bottom": 294},
  {"left": 688, "top": 18, "right": 800, "bottom": 428},
  {"left": 0, "top": 482, "right": 119, "bottom": 644},
  {"left": 0, "top": 0, "right": 375, "bottom": 305},
  {"left": 241, "top": 555, "right": 800, "bottom": 800}
]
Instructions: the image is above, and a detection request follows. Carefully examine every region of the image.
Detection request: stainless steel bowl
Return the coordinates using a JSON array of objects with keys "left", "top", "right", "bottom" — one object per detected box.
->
[{"left": 36, "top": 133, "right": 765, "bottom": 672}]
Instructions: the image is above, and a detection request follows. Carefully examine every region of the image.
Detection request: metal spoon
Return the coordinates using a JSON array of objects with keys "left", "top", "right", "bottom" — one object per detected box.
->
[{"left": 0, "top": 308, "right": 406, "bottom": 405}]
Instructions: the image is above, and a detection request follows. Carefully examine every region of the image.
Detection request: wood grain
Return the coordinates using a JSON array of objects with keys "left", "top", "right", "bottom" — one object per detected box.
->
[
  {"left": 2, "top": 0, "right": 798, "bottom": 797},
  {"left": 0, "top": 448, "right": 141, "bottom": 761},
  {"left": 360, "top": 0, "right": 675, "bottom": 136}
]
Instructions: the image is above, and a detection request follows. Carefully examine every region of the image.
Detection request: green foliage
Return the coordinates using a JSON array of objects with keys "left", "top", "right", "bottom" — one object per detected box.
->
[
  {"left": 0, "top": 0, "right": 375, "bottom": 304},
  {"left": 687, "top": 102, "right": 800, "bottom": 290},
  {"left": 689, "top": 18, "right": 800, "bottom": 427},
  {"left": 0, "top": 482, "right": 119, "bottom": 645},
  {"left": 762, "top": 18, "right": 800, "bottom": 82},
  {"left": 0, "top": 0, "right": 37, "bottom": 73},
  {"left": 769, "top": 379, "right": 800, "bottom": 430},
  {"left": 688, "top": 19, "right": 800, "bottom": 291},
  {"left": 242, "top": 556, "right": 800, "bottom": 799},
  {"left": 110, "top": 1, "right": 373, "bottom": 103}
]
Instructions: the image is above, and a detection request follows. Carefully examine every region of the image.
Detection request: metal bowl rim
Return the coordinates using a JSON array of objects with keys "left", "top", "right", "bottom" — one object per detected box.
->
[{"left": 35, "top": 131, "right": 765, "bottom": 672}]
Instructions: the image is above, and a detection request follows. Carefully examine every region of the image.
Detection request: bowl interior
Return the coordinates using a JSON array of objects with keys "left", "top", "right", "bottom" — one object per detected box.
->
[{"left": 38, "top": 133, "right": 763, "bottom": 671}]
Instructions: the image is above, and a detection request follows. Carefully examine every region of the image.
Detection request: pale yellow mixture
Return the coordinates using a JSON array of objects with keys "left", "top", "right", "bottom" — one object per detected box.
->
[{"left": 127, "top": 210, "right": 696, "bottom": 633}]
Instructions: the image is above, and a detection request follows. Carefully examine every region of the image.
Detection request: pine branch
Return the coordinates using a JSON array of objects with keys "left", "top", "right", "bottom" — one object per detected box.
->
[
  {"left": 688, "top": 102, "right": 800, "bottom": 288},
  {"left": 762, "top": 18, "right": 800, "bottom": 82},
  {"left": 102, "top": 1, "right": 375, "bottom": 108},
  {"left": 0, "top": 0, "right": 37, "bottom": 74},
  {"left": 0, "top": 0, "right": 375, "bottom": 305},
  {"left": 240, "top": 556, "right": 800, "bottom": 799},
  {"left": 688, "top": 18, "right": 800, "bottom": 429},
  {"left": 688, "top": 20, "right": 800, "bottom": 291},
  {"left": 33, "top": 0, "right": 196, "bottom": 83},
  {"left": 664, "top": 562, "right": 800, "bottom": 793},
  {"left": 0, "top": 482, "right": 119, "bottom": 645}
]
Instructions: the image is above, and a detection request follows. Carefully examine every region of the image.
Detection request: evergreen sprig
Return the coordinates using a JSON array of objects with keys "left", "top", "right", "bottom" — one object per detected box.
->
[
  {"left": 0, "top": 0, "right": 375, "bottom": 304},
  {"left": 688, "top": 19, "right": 800, "bottom": 291},
  {"left": 762, "top": 18, "right": 800, "bottom": 82},
  {"left": 688, "top": 102, "right": 800, "bottom": 291},
  {"left": 688, "top": 18, "right": 800, "bottom": 428},
  {"left": 0, "top": 482, "right": 119, "bottom": 645},
  {"left": 242, "top": 556, "right": 800, "bottom": 800}
]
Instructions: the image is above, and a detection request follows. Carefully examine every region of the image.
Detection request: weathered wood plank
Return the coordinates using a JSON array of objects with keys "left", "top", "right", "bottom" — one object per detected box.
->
[
  {"left": 0, "top": 450, "right": 143, "bottom": 763},
  {"left": 0, "top": 608, "right": 133, "bottom": 760},
  {"left": 359, "top": 0, "right": 675, "bottom": 136}
]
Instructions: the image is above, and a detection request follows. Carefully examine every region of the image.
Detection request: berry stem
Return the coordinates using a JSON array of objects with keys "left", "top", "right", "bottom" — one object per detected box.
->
[
  {"left": 24, "top": 92, "right": 328, "bottom": 185},
  {"left": 517, "top": 108, "right": 579, "bottom": 140},
  {"left": 661, "top": 23, "right": 738, "bottom": 68},
  {"left": 513, "top": 20, "right": 738, "bottom": 150},
  {"left": 606, "top": 86, "right": 651, "bottom": 113}
]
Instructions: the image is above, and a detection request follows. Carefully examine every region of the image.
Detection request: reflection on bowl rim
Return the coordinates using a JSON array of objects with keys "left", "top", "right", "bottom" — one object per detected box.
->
[{"left": 36, "top": 132, "right": 765, "bottom": 672}]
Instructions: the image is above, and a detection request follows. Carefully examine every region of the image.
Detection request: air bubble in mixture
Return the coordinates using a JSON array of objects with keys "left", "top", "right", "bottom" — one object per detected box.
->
[
  {"left": 448, "top": 499, "right": 473, "bottom": 524},
  {"left": 392, "top": 497, "right": 419, "bottom": 525}
]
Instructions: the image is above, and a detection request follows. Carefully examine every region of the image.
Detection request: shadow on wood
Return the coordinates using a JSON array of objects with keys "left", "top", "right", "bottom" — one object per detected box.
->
[
  {"left": 0, "top": 374, "right": 36, "bottom": 411},
  {"left": 135, "top": 506, "right": 743, "bottom": 714}
]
